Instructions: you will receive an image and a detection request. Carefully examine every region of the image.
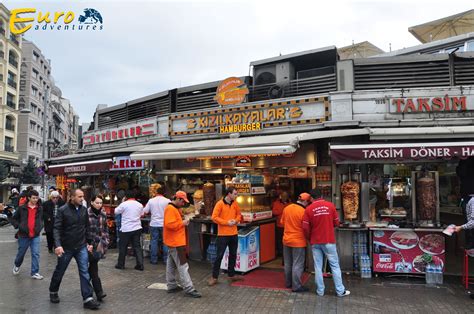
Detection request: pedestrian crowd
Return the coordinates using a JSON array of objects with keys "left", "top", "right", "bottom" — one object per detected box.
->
[{"left": 4, "top": 183, "right": 473, "bottom": 311}]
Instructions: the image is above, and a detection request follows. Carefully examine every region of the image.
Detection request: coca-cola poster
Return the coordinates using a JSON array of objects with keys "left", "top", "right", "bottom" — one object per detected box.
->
[{"left": 372, "top": 230, "right": 445, "bottom": 273}]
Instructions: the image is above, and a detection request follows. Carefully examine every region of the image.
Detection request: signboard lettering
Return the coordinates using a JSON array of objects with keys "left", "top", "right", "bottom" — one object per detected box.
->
[
  {"left": 391, "top": 96, "right": 467, "bottom": 113},
  {"left": 83, "top": 119, "right": 157, "bottom": 146}
]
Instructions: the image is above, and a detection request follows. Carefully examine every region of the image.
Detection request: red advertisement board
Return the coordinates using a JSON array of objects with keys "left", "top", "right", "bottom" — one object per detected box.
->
[{"left": 372, "top": 230, "right": 445, "bottom": 273}]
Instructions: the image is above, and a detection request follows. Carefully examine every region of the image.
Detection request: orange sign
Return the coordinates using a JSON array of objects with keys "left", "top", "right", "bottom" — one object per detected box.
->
[{"left": 214, "top": 77, "right": 249, "bottom": 106}]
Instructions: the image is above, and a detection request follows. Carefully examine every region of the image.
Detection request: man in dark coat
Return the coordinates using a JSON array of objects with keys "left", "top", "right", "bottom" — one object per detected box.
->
[{"left": 42, "top": 191, "right": 65, "bottom": 253}]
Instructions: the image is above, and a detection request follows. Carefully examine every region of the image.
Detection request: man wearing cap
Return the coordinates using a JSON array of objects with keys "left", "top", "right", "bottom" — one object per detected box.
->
[
  {"left": 164, "top": 191, "right": 201, "bottom": 298},
  {"left": 143, "top": 184, "right": 170, "bottom": 264},
  {"left": 43, "top": 191, "right": 65, "bottom": 253},
  {"left": 114, "top": 190, "right": 145, "bottom": 271},
  {"left": 208, "top": 186, "right": 243, "bottom": 286},
  {"left": 281, "top": 193, "right": 311, "bottom": 292},
  {"left": 302, "top": 188, "right": 350, "bottom": 297}
]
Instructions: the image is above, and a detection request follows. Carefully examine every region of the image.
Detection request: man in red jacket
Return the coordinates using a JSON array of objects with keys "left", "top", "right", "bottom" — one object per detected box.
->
[{"left": 302, "top": 189, "right": 350, "bottom": 297}]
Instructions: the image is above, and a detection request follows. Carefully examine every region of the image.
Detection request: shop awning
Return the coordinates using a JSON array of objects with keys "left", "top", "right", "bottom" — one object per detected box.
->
[
  {"left": 330, "top": 142, "right": 474, "bottom": 163},
  {"left": 130, "top": 134, "right": 300, "bottom": 160},
  {"left": 48, "top": 159, "right": 112, "bottom": 175}
]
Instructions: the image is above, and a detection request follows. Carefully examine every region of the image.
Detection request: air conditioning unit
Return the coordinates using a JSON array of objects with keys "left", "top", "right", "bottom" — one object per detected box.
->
[
  {"left": 253, "top": 62, "right": 295, "bottom": 99},
  {"left": 253, "top": 62, "right": 295, "bottom": 86}
]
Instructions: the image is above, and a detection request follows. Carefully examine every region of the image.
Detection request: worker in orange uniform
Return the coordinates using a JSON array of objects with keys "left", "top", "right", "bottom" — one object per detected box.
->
[
  {"left": 272, "top": 191, "right": 290, "bottom": 257},
  {"left": 208, "top": 186, "right": 243, "bottom": 286},
  {"left": 281, "top": 193, "right": 311, "bottom": 292},
  {"left": 163, "top": 191, "right": 201, "bottom": 298}
]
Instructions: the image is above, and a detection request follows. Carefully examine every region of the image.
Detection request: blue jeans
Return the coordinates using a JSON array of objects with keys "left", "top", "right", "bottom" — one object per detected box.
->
[
  {"left": 49, "top": 245, "right": 93, "bottom": 301},
  {"left": 14, "top": 236, "right": 40, "bottom": 275},
  {"left": 150, "top": 226, "right": 168, "bottom": 264},
  {"left": 311, "top": 244, "right": 346, "bottom": 296}
]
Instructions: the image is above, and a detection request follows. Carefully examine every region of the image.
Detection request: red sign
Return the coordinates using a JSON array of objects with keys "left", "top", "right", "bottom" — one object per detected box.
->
[
  {"left": 83, "top": 119, "right": 157, "bottom": 146},
  {"left": 235, "top": 156, "right": 251, "bottom": 167},
  {"left": 111, "top": 156, "right": 144, "bottom": 171},
  {"left": 331, "top": 142, "right": 474, "bottom": 163},
  {"left": 48, "top": 161, "right": 112, "bottom": 175},
  {"left": 391, "top": 96, "right": 467, "bottom": 113},
  {"left": 372, "top": 230, "right": 445, "bottom": 273}
]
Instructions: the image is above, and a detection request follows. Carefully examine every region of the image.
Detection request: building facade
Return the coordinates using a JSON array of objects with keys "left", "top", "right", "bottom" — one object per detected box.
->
[
  {"left": 17, "top": 39, "right": 51, "bottom": 164},
  {"left": 0, "top": 3, "right": 23, "bottom": 201}
]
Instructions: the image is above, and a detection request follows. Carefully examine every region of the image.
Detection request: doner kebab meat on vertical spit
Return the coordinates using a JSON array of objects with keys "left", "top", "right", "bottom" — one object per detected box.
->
[{"left": 341, "top": 181, "right": 360, "bottom": 220}]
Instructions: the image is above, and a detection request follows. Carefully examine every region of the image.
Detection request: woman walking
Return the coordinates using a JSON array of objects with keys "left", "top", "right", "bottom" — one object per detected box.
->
[{"left": 87, "top": 195, "right": 109, "bottom": 301}]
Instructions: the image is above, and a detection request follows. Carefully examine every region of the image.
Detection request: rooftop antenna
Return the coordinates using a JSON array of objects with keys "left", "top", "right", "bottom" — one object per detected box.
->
[{"left": 389, "top": 43, "right": 392, "bottom": 52}]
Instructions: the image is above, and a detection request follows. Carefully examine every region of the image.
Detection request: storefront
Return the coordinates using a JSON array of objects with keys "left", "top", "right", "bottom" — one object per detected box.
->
[{"left": 329, "top": 141, "right": 474, "bottom": 275}]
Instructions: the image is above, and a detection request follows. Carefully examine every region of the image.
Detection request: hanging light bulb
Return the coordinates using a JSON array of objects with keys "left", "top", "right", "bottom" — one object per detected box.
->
[
  {"left": 105, "top": 194, "right": 111, "bottom": 201},
  {"left": 114, "top": 195, "right": 118, "bottom": 201}
]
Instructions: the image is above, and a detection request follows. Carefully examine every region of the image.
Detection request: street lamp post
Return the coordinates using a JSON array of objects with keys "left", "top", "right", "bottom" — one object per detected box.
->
[{"left": 41, "top": 86, "right": 49, "bottom": 200}]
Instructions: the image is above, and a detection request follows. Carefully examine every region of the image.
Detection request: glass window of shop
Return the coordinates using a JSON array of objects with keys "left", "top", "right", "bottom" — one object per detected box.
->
[{"left": 364, "top": 162, "right": 461, "bottom": 223}]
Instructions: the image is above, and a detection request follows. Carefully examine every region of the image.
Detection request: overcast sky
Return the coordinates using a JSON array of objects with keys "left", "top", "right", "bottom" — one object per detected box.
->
[{"left": 4, "top": 0, "right": 473, "bottom": 124}]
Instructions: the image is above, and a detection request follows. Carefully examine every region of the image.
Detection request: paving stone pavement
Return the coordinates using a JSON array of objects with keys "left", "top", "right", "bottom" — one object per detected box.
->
[{"left": 0, "top": 225, "right": 473, "bottom": 313}]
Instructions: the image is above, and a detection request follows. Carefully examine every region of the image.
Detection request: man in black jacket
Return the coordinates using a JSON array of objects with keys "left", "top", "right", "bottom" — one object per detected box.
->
[
  {"left": 10, "top": 190, "right": 44, "bottom": 280},
  {"left": 48, "top": 189, "right": 100, "bottom": 310},
  {"left": 42, "top": 191, "right": 65, "bottom": 253}
]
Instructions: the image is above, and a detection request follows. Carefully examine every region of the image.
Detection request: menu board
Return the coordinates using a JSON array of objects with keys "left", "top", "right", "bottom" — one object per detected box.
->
[{"left": 372, "top": 230, "right": 445, "bottom": 273}]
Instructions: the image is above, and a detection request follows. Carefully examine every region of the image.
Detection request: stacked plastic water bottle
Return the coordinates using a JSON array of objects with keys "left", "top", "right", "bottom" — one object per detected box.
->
[
  {"left": 359, "top": 254, "right": 372, "bottom": 278},
  {"left": 426, "top": 264, "right": 443, "bottom": 285},
  {"left": 353, "top": 231, "right": 368, "bottom": 271}
]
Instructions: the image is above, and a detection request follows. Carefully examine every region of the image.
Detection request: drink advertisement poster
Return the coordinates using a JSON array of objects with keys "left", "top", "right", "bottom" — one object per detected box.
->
[
  {"left": 221, "top": 226, "right": 260, "bottom": 272},
  {"left": 372, "top": 230, "right": 445, "bottom": 273}
]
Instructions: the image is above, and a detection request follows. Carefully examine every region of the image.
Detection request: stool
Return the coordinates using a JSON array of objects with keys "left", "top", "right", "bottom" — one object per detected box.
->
[{"left": 462, "top": 249, "right": 474, "bottom": 289}]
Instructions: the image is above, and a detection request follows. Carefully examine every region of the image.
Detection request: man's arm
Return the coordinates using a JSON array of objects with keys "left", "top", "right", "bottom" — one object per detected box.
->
[
  {"left": 114, "top": 203, "right": 124, "bottom": 215},
  {"left": 234, "top": 203, "right": 242, "bottom": 223},
  {"left": 9, "top": 206, "right": 20, "bottom": 228},
  {"left": 164, "top": 209, "right": 183, "bottom": 231},
  {"left": 461, "top": 200, "right": 474, "bottom": 230},
  {"left": 332, "top": 204, "right": 340, "bottom": 227},
  {"left": 143, "top": 200, "right": 151, "bottom": 214},
  {"left": 53, "top": 206, "right": 64, "bottom": 248}
]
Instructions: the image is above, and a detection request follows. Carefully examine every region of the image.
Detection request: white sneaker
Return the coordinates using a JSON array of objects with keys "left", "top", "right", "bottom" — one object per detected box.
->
[
  {"left": 31, "top": 273, "right": 44, "bottom": 280},
  {"left": 12, "top": 266, "right": 20, "bottom": 275},
  {"left": 338, "top": 290, "right": 350, "bottom": 297}
]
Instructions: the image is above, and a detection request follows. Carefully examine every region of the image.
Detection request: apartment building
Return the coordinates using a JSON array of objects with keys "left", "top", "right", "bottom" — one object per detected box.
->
[{"left": 0, "top": 3, "right": 23, "bottom": 201}]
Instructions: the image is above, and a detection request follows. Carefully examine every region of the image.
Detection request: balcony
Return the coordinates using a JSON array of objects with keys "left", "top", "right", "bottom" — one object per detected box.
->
[
  {"left": 9, "top": 58, "right": 18, "bottom": 68},
  {"left": 8, "top": 79, "right": 17, "bottom": 89},
  {"left": 4, "top": 145, "right": 15, "bottom": 152}
]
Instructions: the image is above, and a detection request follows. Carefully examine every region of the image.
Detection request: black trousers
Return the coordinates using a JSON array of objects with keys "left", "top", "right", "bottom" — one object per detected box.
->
[
  {"left": 212, "top": 235, "right": 238, "bottom": 279},
  {"left": 45, "top": 231, "right": 55, "bottom": 251},
  {"left": 88, "top": 253, "right": 103, "bottom": 296},
  {"left": 117, "top": 229, "right": 143, "bottom": 268},
  {"left": 276, "top": 227, "right": 284, "bottom": 256}
]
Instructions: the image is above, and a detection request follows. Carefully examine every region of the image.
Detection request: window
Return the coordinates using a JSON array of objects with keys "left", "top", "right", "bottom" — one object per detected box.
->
[
  {"left": 4, "top": 137, "right": 14, "bottom": 152},
  {"left": 30, "top": 103, "right": 37, "bottom": 114},
  {"left": 8, "top": 50, "right": 18, "bottom": 67},
  {"left": 32, "top": 86, "right": 38, "bottom": 97},
  {"left": 0, "top": 19, "right": 6, "bottom": 35},
  {"left": 32, "top": 68, "right": 39, "bottom": 79},
  {"left": 7, "top": 71, "right": 16, "bottom": 88},
  {"left": 30, "top": 121, "right": 36, "bottom": 130},
  {"left": 37, "top": 125, "right": 40, "bottom": 133},
  {"left": 466, "top": 41, "right": 474, "bottom": 52},
  {"left": 29, "top": 139, "right": 35, "bottom": 148},
  {"left": 33, "top": 51, "right": 39, "bottom": 62},
  {"left": 5, "top": 116, "right": 15, "bottom": 131},
  {"left": 6, "top": 93, "right": 15, "bottom": 109},
  {"left": 36, "top": 142, "right": 39, "bottom": 150}
]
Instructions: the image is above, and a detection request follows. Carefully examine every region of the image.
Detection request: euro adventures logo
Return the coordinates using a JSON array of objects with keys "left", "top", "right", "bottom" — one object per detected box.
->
[{"left": 10, "top": 8, "right": 104, "bottom": 35}]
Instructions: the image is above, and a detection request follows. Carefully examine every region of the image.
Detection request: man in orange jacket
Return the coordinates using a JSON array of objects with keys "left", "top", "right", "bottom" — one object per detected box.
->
[
  {"left": 272, "top": 191, "right": 290, "bottom": 257},
  {"left": 281, "top": 193, "right": 311, "bottom": 292},
  {"left": 208, "top": 186, "right": 243, "bottom": 286},
  {"left": 164, "top": 191, "right": 201, "bottom": 298}
]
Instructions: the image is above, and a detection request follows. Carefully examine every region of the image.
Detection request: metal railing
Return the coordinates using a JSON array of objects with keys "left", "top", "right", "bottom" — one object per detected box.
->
[
  {"left": 4, "top": 145, "right": 14, "bottom": 152},
  {"left": 9, "top": 58, "right": 18, "bottom": 68},
  {"left": 5, "top": 122, "right": 15, "bottom": 132},
  {"left": 6, "top": 100, "right": 16, "bottom": 109},
  {"left": 8, "top": 79, "right": 17, "bottom": 89}
]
